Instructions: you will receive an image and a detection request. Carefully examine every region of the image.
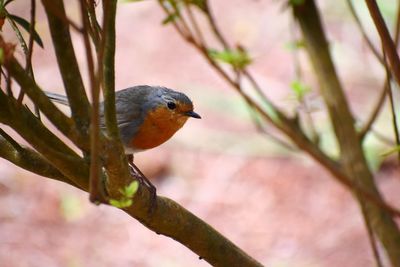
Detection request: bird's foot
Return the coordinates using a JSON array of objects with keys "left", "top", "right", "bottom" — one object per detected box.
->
[{"left": 128, "top": 163, "right": 157, "bottom": 214}]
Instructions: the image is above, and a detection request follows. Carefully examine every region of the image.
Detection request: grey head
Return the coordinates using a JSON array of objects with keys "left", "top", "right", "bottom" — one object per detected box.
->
[{"left": 104, "top": 85, "right": 200, "bottom": 153}]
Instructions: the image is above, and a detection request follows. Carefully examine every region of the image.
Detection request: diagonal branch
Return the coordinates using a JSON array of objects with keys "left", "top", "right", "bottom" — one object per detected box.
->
[
  {"left": 346, "top": 0, "right": 384, "bottom": 65},
  {"left": 3, "top": 54, "right": 88, "bottom": 150},
  {"left": 41, "top": 0, "right": 90, "bottom": 135},
  {"left": 158, "top": 0, "right": 400, "bottom": 219},
  {"left": 0, "top": 90, "right": 89, "bottom": 189},
  {"left": 0, "top": 129, "right": 70, "bottom": 183},
  {"left": 365, "top": 0, "right": 400, "bottom": 86}
]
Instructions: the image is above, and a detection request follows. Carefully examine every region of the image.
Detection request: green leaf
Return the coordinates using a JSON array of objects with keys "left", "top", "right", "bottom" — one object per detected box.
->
[
  {"left": 290, "top": 80, "right": 311, "bottom": 101},
  {"left": 124, "top": 181, "right": 139, "bottom": 198},
  {"left": 208, "top": 49, "right": 252, "bottom": 69},
  {"left": 109, "top": 198, "right": 133, "bottom": 208},
  {"left": 7, "top": 14, "right": 44, "bottom": 48}
]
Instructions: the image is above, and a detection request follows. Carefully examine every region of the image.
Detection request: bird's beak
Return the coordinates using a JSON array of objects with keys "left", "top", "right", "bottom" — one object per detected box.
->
[{"left": 185, "top": 110, "right": 201, "bottom": 119}]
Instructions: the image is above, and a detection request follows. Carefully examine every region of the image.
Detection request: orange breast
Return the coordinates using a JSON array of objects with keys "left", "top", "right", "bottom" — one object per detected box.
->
[{"left": 130, "top": 107, "right": 188, "bottom": 150}]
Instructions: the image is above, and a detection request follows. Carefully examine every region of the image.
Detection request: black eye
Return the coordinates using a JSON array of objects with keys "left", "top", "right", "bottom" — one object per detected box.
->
[{"left": 167, "top": 101, "right": 176, "bottom": 110}]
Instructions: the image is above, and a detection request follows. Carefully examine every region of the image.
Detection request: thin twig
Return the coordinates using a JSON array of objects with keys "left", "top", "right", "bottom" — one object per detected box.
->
[
  {"left": 346, "top": 0, "right": 384, "bottom": 65},
  {"left": 157, "top": 0, "right": 400, "bottom": 219},
  {"left": 201, "top": 2, "right": 274, "bottom": 107},
  {"left": 395, "top": 1, "right": 400, "bottom": 45},
  {"left": 158, "top": 1, "right": 191, "bottom": 40},
  {"left": 169, "top": 1, "right": 192, "bottom": 40},
  {"left": 248, "top": 108, "right": 297, "bottom": 151},
  {"left": 385, "top": 56, "right": 400, "bottom": 162},
  {"left": 289, "top": 20, "right": 319, "bottom": 143},
  {"left": 359, "top": 0, "right": 400, "bottom": 140},
  {"left": 365, "top": 0, "right": 400, "bottom": 86},
  {"left": 26, "top": 0, "right": 36, "bottom": 74},
  {"left": 359, "top": 83, "right": 388, "bottom": 139},
  {"left": 17, "top": 0, "right": 36, "bottom": 104},
  {"left": 41, "top": 0, "right": 83, "bottom": 32},
  {"left": 86, "top": 0, "right": 101, "bottom": 51},
  {"left": 80, "top": 0, "right": 103, "bottom": 203},
  {"left": 203, "top": 1, "right": 229, "bottom": 50},
  {"left": 184, "top": 3, "right": 206, "bottom": 47}
]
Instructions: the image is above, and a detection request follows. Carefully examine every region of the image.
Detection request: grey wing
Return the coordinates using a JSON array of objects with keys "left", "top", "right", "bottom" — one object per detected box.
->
[{"left": 99, "top": 87, "right": 148, "bottom": 146}]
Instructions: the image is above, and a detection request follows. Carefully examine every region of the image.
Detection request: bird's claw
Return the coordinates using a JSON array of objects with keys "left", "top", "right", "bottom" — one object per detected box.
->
[{"left": 128, "top": 164, "right": 157, "bottom": 214}]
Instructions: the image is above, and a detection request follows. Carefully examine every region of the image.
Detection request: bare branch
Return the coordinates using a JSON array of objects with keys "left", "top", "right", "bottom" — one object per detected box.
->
[
  {"left": 359, "top": 82, "right": 388, "bottom": 139},
  {"left": 85, "top": 0, "right": 101, "bottom": 51},
  {"left": 101, "top": 0, "right": 118, "bottom": 138},
  {"left": 0, "top": 129, "right": 71, "bottom": 184},
  {"left": 0, "top": 89, "right": 89, "bottom": 189},
  {"left": 79, "top": 0, "right": 103, "bottom": 202},
  {"left": 385, "top": 56, "right": 400, "bottom": 162},
  {"left": 42, "top": 0, "right": 90, "bottom": 135},
  {"left": 365, "top": 0, "right": 400, "bottom": 86},
  {"left": 4, "top": 55, "right": 88, "bottom": 150},
  {"left": 346, "top": 0, "right": 384, "bottom": 65},
  {"left": 293, "top": 1, "right": 400, "bottom": 265}
]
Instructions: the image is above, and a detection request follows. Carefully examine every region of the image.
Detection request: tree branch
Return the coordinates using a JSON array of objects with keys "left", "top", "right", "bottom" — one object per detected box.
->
[
  {"left": 124, "top": 195, "right": 264, "bottom": 267},
  {"left": 158, "top": 0, "right": 400, "bottom": 219},
  {"left": 346, "top": 0, "right": 384, "bottom": 65},
  {"left": 365, "top": 0, "right": 400, "bottom": 86},
  {"left": 293, "top": 1, "right": 400, "bottom": 265},
  {"left": 80, "top": 0, "right": 103, "bottom": 202},
  {"left": 3, "top": 54, "right": 88, "bottom": 150},
  {"left": 0, "top": 90, "right": 89, "bottom": 189},
  {"left": 99, "top": 0, "right": 133, "bottom": 193},
  {"left": 41, "top": 0, "right": 90, "bottom": 135},
  {"left": 101, "top": 0, "right": 119, "bottom": 139},
  {"left": 0, "top": 130, "right": 72, "bottom": 184}
]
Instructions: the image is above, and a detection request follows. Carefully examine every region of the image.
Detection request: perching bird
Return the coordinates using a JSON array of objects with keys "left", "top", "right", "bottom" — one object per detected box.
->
[{"left": 46, "top": 85, "right": 201, "bottom": 203}]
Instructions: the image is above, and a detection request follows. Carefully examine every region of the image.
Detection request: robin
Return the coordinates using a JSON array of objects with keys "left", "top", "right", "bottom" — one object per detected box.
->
[{"left": 46, "top": 85, "right": 201, "bottom": 201}]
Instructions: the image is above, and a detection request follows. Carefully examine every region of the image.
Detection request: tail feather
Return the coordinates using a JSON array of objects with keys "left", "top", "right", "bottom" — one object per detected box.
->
[{"left": 45, "top": 92, "right": 70, "bottom": 106}]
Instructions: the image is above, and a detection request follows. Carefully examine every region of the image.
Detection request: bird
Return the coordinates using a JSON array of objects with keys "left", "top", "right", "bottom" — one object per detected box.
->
[
  {"left": 46, "top": 85, "right": 201, "bottom": 203},
  {"left": 46, "top": 85, "right": 201, "bottom": 152}
]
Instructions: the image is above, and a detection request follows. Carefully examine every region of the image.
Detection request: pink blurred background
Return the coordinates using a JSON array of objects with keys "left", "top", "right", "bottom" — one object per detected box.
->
[{"left": 0, "top": 1, "right": 399, "bottom": 266}]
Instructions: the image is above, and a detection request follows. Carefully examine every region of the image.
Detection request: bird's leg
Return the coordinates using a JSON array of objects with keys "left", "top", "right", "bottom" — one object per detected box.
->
[{"left": 127, "top": 154, "right": 157, "bottom": 212}]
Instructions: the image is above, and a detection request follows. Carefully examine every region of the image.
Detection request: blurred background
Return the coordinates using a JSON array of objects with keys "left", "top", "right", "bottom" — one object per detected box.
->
[{"left": 1, "top": 0, "right": 400, "bottom": 266}]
